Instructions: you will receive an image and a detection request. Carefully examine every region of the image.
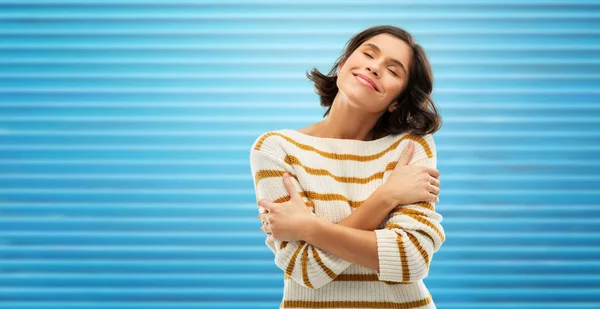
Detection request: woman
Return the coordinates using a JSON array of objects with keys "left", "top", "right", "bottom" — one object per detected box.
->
[{"left": 249, "top": 25, "right": 444, "bottom": 309}]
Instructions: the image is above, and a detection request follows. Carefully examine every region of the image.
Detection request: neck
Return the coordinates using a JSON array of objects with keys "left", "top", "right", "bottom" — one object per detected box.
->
[{"left": 315, "top": 94, "right": 387, "bottom": 141}]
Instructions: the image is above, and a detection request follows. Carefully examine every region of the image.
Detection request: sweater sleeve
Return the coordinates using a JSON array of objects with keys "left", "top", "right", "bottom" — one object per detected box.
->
[
  {"left": 375, "top": 136, "right": 445, "bottom": 283},
  {"left": 249, "top": 147, "right": 353, "bottom": 290}
]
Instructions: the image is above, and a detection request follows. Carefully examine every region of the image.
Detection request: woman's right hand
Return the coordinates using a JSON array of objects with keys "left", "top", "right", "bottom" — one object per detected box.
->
[{"left": 379, "top": 141, "right": 441, "bottom": 206}]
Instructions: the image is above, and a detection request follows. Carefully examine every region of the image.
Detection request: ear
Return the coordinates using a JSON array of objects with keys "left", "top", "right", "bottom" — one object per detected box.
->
[{"left": 388, "top": 101, "right": 398, "bottom": 113}]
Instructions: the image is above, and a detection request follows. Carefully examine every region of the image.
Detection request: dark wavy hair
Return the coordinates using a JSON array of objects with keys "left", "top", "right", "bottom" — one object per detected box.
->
[{"left": 306, "top": 25, "right": 442, "bottom": 137}]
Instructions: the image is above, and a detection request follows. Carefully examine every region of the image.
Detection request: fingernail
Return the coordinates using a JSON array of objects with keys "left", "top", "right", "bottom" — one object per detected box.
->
[{"left": 283, "top": 173, "right": 289, "bottom": 179}]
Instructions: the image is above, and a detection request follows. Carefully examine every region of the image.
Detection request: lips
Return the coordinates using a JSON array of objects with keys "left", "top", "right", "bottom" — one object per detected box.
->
[{"left": 354, "top": 73, "right": 379, "bottom": 92}]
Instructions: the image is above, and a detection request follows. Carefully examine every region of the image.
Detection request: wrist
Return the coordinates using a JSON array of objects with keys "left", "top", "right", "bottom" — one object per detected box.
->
[
  {"left": 302, "top": 216, "right": 323, "bottom": 243},
  {"left": 374, "top": 186, "right": 400, "bottom": 211}
]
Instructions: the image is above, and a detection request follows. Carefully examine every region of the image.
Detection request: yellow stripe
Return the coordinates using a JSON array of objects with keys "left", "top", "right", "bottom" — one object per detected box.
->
[
  {"left": 415, "top": 230, "right": 435, "bottom": 245},
  {"left": 285, "top": 155, "right": 393, "bottom": 184},
  {"left": 280, "top": 241, "right": 288, "bottom": 250},
  {"left": 407, "top": 233, "right": 430, "bottom": 267},
  {"left": 282, "top": 295, "right": 432, "bottom": 308},
  {"left": 254, "top": 132, "right": 433, "bottom": 160},
  {"left": 311, "top": 246, "right": 337, "bottom": 280},
  {"left": 396, "top": 234, "right": 411, "bottom": 283},
  {"left": 392, "top": 207, "right": 429, "bottom": 217},
  {"left": 301, "top": 246, "right": 314, "bottom": 289},
  {"left": 392, "top": 208, "right": 445, "bottom": 242},
  {"left": 254, "top": 157, "right": 395, "bottom": 186},
  {"left": 415, "top": 201, "right": 435, "bottom": 211},
  {"left": 254, "top": 169, "right": 287, "bottom": 186},
  {"left": 273, "top": 194, "right": 315, "bottom": 208},
  {"left": 405, "top": 214, "right": 445, "bottom": 242},
  {"left": 334, "top": 274, "right": 411, "bottom": 285},
  {"left": 386, "top": 224, "right": 435, "bottom": 246},
  {"left": 272, "top": 191, "right": 359, "bottom": 208},
  {"left": 285, "top": 241, "right": 306, "bottom": 278},
  {"left": 284, "top": 273, "right": 412, "bottom": 285}
]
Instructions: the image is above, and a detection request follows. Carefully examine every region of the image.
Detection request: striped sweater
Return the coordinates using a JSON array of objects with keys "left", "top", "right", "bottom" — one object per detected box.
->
[{"left": 249, "top": 129, "right": 445, "bottom": 309}]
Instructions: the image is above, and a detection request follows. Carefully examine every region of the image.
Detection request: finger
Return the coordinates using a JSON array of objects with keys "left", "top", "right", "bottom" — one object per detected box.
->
[
  {"left": 429, "top": 183, "right": 440, "bottom": 195},
  {"left": 428, "top": 193, "right": 439, "bottom": 203},
  {"left": 430, "top": 175, "right": 440, "bottom": 188},
  {"left": 257, "top": 213, "right": 268, "bottom": 223},
  {"left": 257, "top": 199, "right": 274, "bottom": 211},
  {"left": 424, "top": 167, "right": 440, "bottom": 179},
  {"left": 397, "top": 141, "right": 415, "bottom": 167},
  {"left": 282, "top": 173, "right": 301, "bottom": 200}
]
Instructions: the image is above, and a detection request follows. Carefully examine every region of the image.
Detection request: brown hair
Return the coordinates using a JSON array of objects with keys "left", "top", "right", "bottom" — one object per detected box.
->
[{"left": 306, "top": 25, "right": 442, "bottom": 137}]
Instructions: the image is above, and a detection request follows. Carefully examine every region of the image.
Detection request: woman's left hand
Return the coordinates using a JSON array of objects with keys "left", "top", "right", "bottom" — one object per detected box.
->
[{"left": 257, "top": 173, "right": 317, "bottom": 242}]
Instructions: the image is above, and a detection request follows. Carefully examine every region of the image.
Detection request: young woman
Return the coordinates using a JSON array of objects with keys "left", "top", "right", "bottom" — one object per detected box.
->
[{"left": 250, "top": 25, "right": 444, "bottom": 308}]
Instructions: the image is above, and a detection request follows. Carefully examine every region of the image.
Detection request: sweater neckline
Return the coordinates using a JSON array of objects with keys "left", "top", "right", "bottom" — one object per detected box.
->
[{"left": 281, "top": 129, "right": 399, "bottom": 147}]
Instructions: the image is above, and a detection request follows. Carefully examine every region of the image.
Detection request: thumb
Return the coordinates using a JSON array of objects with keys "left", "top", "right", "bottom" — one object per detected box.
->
[
  {"left": 396, "top": 141, "right": 415, "bottom": 167},
  {"left": 282, "top": 173, "right": 300, "bottom": 200}
]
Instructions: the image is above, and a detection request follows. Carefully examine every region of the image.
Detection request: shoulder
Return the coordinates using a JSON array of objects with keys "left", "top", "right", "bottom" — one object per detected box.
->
[
  {"left": 250, "top": 130, "right": 301, "bottom": 163},
  {"left": 250, "top": 130, "right": 288, "bottom": 153},
  {"left": 404, "top": 133, "right": 437, "bottom": 167},
  {"left": 386, "top": 133, "right": 437, "bottom": 167}
]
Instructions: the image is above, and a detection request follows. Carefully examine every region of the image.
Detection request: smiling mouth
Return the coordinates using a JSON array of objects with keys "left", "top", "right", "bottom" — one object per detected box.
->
[{"left": 354, "top": 74, "right": 379, "bottom": 92}]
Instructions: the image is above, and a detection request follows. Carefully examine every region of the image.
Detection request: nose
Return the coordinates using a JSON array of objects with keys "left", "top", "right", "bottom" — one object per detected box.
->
[{"left": 366, "top": 66, "right": 379, "bottom": 77}]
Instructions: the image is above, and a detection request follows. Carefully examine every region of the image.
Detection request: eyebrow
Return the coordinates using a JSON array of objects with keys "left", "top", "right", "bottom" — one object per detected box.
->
[{"left": 364, "top": 43, "right": 407, "bottom": 75}]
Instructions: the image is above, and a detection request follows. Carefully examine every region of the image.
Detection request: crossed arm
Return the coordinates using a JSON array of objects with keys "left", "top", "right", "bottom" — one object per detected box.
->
[{"left": 250, "top": 147, "right": 444, "bottom": 289}]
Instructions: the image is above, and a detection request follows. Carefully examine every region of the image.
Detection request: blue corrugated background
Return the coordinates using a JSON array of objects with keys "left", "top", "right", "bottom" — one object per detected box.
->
[{"left": 1, "top": 1, "right": 599, "bottom": 308}]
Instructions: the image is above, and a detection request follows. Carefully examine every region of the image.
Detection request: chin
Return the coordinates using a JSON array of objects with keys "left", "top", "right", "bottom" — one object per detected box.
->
[{"left": 340, "top": 83, "right": 375, "bottom": 104}]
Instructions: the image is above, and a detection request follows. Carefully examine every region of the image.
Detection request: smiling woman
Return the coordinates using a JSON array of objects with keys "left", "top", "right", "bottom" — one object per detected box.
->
[{"left": 250, "top": 25, "right": 444, "bottom": 309}]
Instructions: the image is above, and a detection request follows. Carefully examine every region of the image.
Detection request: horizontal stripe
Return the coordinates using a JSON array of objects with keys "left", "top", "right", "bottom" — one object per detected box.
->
[
  {"left": 415, "top": 202, "right": 435, "bottom": 211},
  {"left": 333, "top": 274, "right": 410, "bottom": 285},
  {"left": 0, "top": 12, "right": 597, "bottom": 19},
  {"left": 285, "top": 273, "right": 412, "bottom": 285},
  {"left": 0, "top": 45, "right": 597, "bottom": 51},
  {"left": 254, "top": 132, "right": 433, "bottom": 160},
  {"left": 253, "top": 157, "right": 396, "bottom": 185},
  {"left": 271, "top": 190, "right": 356, "bottom": 208},
  {"left": 272, "top": 194, "right": 315, "bottom": 208},
  {"left": 286, "top": 155, "right": 396, "bottom": 184},
  {"left": 5, "top": 30, "right": 600, "bottom": 36},
  {"left": 1, "top": 0, "right": 597, "bottom": 6},
  {"left": 282, "top": 296, "right": 432, "bottom": 308}
]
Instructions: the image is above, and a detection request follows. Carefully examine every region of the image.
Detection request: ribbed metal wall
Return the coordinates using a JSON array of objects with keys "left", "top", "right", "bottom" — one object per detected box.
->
[{"left": 1, "top": 1, "right": 599, "bottom": 308}]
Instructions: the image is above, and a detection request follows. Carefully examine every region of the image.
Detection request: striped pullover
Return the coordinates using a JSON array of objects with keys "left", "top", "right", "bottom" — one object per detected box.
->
[{"left": 249, "top": 129, "right": 445, "bottom": 309}]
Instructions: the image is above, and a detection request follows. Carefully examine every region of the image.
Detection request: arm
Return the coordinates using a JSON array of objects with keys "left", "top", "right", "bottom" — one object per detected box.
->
[
  {"left": 302, "top": 191, "right": 396, "bottom": 271},
  {"left": 336, "top": 187, "right": 397, "bottom": 231},
  {"left": 303, "top": 134, "right": 444, "bottom": 283},
  {"left": 301, "top": 157, "right": 444, "bottom": 282},
  {"left": 250, "top": 148, "right": 353, "bottom": 289}
]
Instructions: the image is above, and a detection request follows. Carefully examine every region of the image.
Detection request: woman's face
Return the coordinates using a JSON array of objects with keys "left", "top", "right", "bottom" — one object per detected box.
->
[{"left": 336, "top": 33, "right": 413, "bottom": 113}]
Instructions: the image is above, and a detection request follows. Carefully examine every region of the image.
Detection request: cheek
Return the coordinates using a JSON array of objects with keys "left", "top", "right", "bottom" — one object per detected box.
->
[{"left": 385, "top": 80, "right": 406, "bottom": 97}]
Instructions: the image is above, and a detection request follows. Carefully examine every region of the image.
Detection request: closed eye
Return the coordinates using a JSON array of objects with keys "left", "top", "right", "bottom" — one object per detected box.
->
[
  {"left": 388, "top": 69, "right": 398, "bottom": 76},
  {"left": 363, "top": 52, "right": 373, "bottom": 59}
]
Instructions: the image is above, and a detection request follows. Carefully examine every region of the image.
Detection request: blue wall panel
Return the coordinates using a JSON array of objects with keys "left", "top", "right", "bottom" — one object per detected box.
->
[{"left": 0, "top": 1, "right": 599, "bottom": 308}]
